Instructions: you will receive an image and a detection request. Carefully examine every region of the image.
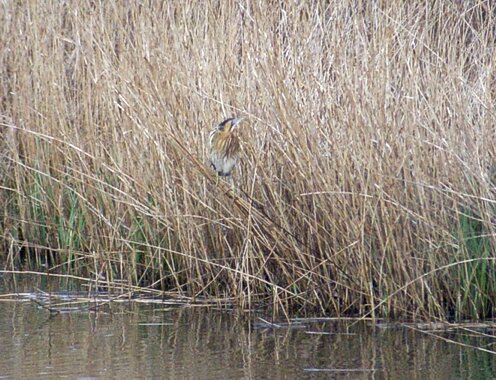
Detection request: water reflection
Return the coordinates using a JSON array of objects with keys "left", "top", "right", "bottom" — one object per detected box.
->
[{"left": 0, "top": 297, "right": 495, "bottom": 379}]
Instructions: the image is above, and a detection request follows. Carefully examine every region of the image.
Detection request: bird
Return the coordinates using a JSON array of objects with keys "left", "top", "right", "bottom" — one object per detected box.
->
[{"left": 209, "top": 117, "right": 243, "bottom": 177}]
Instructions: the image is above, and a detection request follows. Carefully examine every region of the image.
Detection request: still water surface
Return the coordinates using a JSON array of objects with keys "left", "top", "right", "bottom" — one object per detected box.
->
[{"left": 0, "top": 293, "right": 495, "bottom": 379}]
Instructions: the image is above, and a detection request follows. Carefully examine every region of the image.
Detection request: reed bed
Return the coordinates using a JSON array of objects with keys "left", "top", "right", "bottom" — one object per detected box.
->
[{"left": 0, "top": 0, "right": 495, "bottom": 320}]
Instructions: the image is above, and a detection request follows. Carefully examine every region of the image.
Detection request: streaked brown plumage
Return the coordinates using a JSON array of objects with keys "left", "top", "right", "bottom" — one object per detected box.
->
[{"left": 209, "top": 117, "right": 243, "bottom": 177}]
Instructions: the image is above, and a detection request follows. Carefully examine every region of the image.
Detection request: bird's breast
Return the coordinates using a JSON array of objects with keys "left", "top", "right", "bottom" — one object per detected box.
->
[{"left": 213, "top": 132, "right": 240, "bottom": 157}]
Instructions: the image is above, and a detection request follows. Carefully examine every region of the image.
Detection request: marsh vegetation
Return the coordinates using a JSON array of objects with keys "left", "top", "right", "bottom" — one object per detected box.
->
[{"left": 1, "top": 1, "right": 495, "bottom": 319}]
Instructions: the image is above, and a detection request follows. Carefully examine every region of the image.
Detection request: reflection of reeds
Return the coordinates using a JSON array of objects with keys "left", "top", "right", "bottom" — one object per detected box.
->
[
  {"left": 1, "top": 301, "right": 495, "bottom": 377},
  {"left": 0, "top": 1, "right": 495, "bottom": 319}
]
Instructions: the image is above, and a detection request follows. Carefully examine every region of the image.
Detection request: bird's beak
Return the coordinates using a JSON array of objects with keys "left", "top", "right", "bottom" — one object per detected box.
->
[{"left": 232, "top": 117, "right": 244, "bottom": 129}]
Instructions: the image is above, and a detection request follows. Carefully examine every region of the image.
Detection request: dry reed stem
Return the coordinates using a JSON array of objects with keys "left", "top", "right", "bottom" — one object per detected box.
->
[{"left": 1, "top": 0, "right": 495, "bottom": 319}]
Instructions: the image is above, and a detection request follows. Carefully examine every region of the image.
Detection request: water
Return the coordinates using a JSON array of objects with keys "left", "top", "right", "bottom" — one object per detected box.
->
[{"left": 0, "top": 292, "right": 495, "bottom": 379}]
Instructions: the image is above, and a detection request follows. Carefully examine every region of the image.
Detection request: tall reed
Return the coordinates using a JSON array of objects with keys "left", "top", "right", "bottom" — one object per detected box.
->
[{"left": 1, "top": 0, "right": 495, "bottom": 319}]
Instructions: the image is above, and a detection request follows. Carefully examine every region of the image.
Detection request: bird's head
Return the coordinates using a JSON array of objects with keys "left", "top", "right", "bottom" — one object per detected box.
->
[{"left": 217, "top": 117, "right": 243, "bottom": 133}]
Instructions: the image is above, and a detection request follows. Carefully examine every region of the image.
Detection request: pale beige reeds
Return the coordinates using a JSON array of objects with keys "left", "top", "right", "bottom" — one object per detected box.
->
[{"left": 0, "top": 0, "right": 495, "bottom": 319}]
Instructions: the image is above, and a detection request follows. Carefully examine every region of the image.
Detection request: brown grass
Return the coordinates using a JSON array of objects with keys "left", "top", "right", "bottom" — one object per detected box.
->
[{"left": 1, "top": 0, "right": 495, "bottom": 320}]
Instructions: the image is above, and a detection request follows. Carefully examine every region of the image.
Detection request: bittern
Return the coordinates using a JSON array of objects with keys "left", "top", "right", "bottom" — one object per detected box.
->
[{"left": 209, "top": 117, "right": 243, "bottom": 177}]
